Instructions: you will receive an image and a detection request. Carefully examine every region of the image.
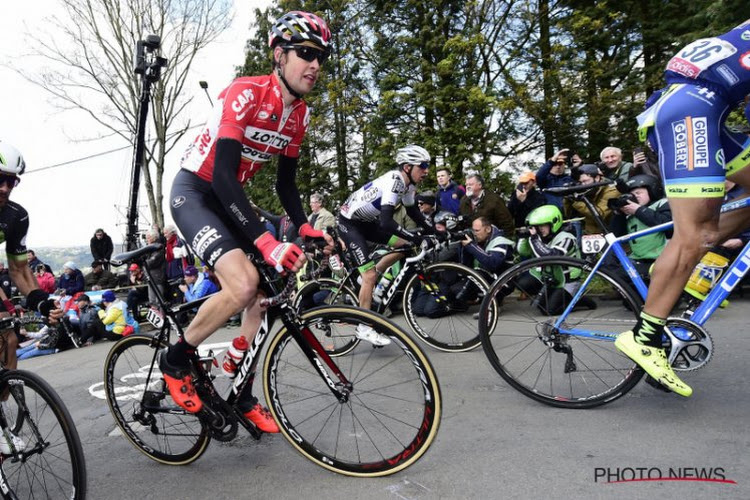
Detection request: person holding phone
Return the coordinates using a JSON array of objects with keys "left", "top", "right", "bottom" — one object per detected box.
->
[
  {"left": 508, "top": 171, "right": 546, "bottom": 228},
  {"left": 536, "top": 148, "right": 574, "bottom": 209}
]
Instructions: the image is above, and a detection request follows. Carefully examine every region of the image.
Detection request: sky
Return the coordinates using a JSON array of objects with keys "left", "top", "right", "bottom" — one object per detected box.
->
[{"left": 0, "top": 0, "right": 270, "bottom": 249}]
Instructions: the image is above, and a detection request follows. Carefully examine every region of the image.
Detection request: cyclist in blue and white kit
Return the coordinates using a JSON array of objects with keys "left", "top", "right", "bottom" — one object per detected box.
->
[
  {"left": 617, "top": 19, "right": 750, "bottom": 396},
  {"left": 338, "top": 145, "right": 434, "bottom": 345}
]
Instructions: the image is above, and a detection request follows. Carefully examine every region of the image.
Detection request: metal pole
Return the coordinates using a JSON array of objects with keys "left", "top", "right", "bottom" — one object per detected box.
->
[{"left": 126, "top": 78, "right": 152, "bottom": 251}]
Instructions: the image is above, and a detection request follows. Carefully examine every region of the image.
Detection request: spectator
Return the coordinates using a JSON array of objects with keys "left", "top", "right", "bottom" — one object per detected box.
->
[
  {"left": 459, "top": 173, "right": 514, "bottom": 236},
  {"left": 34, "top": 264, "right": 56, "bottom": 294},
  {"left": 26, "top": 249, "right": 47, "bottom": 272},
  {"left": 564, "top": 164, "right": 619, "bottom": 234},
  {"left": 126, "top": 264, "right": 148, "bottom": 318},
  {"left": 571, "top": 152, "right": 584, "bottom": 168},
  {"left": 629, "top": 143, "right": 661, "bottom": 180},
  {"left": 179, "top": 266, "right": 219, "bottom": 303},
  {"left": 57, "top": 261, "right": 85, "bottom": 297},
  {"left": 75, "top": 294, "right": 113, "bottom": 344},
  {"left": 460, "top": 217, "right": 515, "bottom": 278},
  {"left": 508, "top": 171, "right": 546, "bottom": 229},
  {"left": 84, "top": 260, "right": 118, "bottom": 291},
  {"left": 536, "top": 148, "right": 575, "bottom": 209},
  {"left": 599, "top": 146, "right": 632, "bottom": 182},
  {"left": 145, "top": 228, "right": 167, "bottom": 308},
  {"left": 605, "top": 175, "right": 671, "bottom": 286},
  {"left": 164, "top": 224, "right": 188, "bottom": 282},
  {"left": 98, "top": 290, "right": 137, "bottom": 337},
  {"left": 258, "top": 208, "right": 300, "bottom": 244},
  {"left": 90, "top": 228, "right": 114, "bottom": 269},
  {"left": 416, "top": 191, "right": 437, "bottom": 226},
  {"left": 308, "top": 193, "right": 336, "bottom": 231},
  {"left": 435, "top": 167, "right": 465, "bottom": 214},
  {"left": 0, "top": 262, "right": 11, "bottom": 298}
]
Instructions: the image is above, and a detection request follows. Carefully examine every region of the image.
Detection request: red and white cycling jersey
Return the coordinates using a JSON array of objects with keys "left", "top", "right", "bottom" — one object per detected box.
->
[{"left": 180, "top": 72, "right": 310, "bottom": 183}]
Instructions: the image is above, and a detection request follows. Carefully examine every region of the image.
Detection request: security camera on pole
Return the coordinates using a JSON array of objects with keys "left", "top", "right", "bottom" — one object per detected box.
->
[{"left": 126, "top": 34, "right": 169, "bottom": 251}]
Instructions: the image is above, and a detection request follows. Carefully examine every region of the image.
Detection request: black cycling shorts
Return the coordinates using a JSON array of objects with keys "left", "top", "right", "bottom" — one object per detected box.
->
[
  {"left": 336, "top": 217, "right": 394, "bottom": 272},
  {"left": 170, "top": 169, "right": 256, "bottom": 268}
]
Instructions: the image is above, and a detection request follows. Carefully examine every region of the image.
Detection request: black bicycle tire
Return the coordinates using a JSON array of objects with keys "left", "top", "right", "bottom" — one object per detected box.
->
[
  {"left": 478, "top": 256, "right": 645, "bottom": 409},
  {"left": 104, "top": 334, "right": 210, "bottom": 465},
  {"left": 0, "top": 369, "right": 87, "bottom": 499},
  {"left": 402, "top": 262, "right": 495, "bottom": 352},
  {"left": 263, "top": 305, "right": 441, "bottom": 477},
  {"left": 293, "top": 279, "right": 361, "bottom": 355}
]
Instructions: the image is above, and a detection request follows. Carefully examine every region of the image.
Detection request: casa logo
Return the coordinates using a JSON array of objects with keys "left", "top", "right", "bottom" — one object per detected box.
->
[
  {"left": 172, "top": 196, "right": 186, "bottom": 208},
  {"left": 231, "top": 88, "right": 255, "bottom": 121},
  {"left": 742, "top": 30, "right": 750, "bottom": 41},
  {"left": 741, "top": 51, "right": 750, "bottom": 70},
  {"left": 362, "top": 187, "right": 379, "bottom": 203},
  {"left": 672, "top": 116, "right": 709, "bottom": 170}
]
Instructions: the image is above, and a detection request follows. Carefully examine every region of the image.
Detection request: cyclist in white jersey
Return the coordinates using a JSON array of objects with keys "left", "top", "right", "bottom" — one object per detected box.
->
[{"left": 338, "top": 145, "right": 434, "bottom": 345}]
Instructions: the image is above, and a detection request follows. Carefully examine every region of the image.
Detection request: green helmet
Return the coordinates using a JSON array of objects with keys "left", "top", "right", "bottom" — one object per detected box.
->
[{"left": 526, "top": 205, "right": 563, "bottom": 233}]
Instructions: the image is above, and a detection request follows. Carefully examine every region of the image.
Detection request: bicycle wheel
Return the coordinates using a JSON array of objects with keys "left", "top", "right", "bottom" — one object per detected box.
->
[
  {"left": 478, "top": 257, "right": 645, "bottom": 408},
  {"left": 0, "top": 369, "right": 86, "bottom": 499},
  {"left": 104, "top": 334, "right": 210, "bottom": 465},
  {"left": 293, "top": 278, "right": 360, "bottom": 356},
  {"left": 402, "top": 262, "right": 496, "bottom": 352},
  {"left": 264, "top": 306, "right": 441, "bottom": 477}
]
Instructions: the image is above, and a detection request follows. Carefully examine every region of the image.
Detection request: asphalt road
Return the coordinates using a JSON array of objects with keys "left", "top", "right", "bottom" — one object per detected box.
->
[{"left": 21, "top": 301, "right": 750, "bottom": 500}]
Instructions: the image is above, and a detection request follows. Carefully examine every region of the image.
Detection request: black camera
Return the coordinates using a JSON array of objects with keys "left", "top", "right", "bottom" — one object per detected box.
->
[
  {"left": 134, "top": 34, "right": 169, "bottom": 82},
  {"left": 607, "top": 193, "right": 637, "bottom": 210},
  {"left": 452, "top": 228, "right": 474, "bottom": 241},
  {"left": 516, "top": 226, "right": 532, "bottom": 239}
]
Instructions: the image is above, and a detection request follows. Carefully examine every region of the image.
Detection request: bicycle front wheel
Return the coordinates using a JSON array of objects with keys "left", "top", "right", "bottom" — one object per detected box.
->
[
  {"left": 104, "top": 334, "right": 210, "bottom": 465},
  {"left": 0, "top": 369, "right": 87, "bottom": 499},
  {"left": 264, "top": 306, "right": 441, "bottom": 477},
  {"left": 402, "top": 262, "right": 496, "bottom": 352},
  {"left": 478, "top": 257, "right": 645, "bottom": 408},
  {"left": 292, "top": 278, "right": 360, "bottom": 355}
]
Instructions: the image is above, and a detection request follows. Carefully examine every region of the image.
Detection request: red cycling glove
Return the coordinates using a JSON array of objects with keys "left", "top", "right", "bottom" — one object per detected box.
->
[
  {"left": 254, "top": 232, "right": 303, "bottom": 272},
  {"left": 3, "top": 299, "right": 16, "bottom": 315},
  {"left": 298, "top": 223, "right": 325, "bottom": 240}
]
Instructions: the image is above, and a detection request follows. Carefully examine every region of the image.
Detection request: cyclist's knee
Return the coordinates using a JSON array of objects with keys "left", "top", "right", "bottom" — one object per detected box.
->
[{"left": 360, "top": 268, "right": 377, "bottom": 286}]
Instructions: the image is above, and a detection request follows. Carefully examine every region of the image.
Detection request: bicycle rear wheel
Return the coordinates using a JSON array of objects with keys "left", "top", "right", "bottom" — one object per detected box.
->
[
  {"left": 402, "top": 262, "right": 496, "bottom": 352},
  {"left": 478, "top": 257, "right": 645, "bottom": 408},
  {"left": 104, "top": 334, "right": 210, "bottom": 465},
  {"left": 293, "top": 278, "right": 360, "bottom": 355},
  {"left": 0, "top": 369, "right": 86, "bottom": 499},
  {"left": 264, "top": 306, "right": 441, "bottom": 476}
]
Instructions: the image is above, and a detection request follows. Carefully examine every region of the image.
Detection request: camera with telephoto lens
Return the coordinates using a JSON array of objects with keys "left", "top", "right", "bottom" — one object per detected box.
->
[
  {"left": 453, "top": 228, "right": 474, "bottom": 241},
  {"left": 607, "top": 193, "right": 637, "bottom": 210},
  {"left": 515, "top": 226, "right": 532, "bottom": 239}
]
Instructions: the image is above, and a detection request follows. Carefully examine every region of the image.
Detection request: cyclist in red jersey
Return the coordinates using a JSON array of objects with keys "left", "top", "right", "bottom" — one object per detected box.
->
[{"left": 161, "top": 12, "right": 334, "bottom": 432}]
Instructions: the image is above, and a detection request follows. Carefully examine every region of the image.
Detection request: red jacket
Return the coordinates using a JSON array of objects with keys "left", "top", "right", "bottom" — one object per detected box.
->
[{"left": 36, "top": 272, "right": 57, "bottom": 294}]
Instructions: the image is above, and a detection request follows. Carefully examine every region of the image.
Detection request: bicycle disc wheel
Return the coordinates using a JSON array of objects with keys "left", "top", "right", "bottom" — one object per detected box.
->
[
  {"left": 264, "top": 306, "right": 441, "bottom": 476},
  {"left": 0, "top": 369, "right": 86, "bottom": 499},
  {"left": 293, "top": 278, "right": 360, "bottom": 356},
  {"left": 104, "top": 334, "right": 210, "bottom": 465},
  {"left": 478, "top": 257, "right": 645, "bottom": 408},
  {"left": 402, "top": 262, "right": 496, "bottom": 352}
]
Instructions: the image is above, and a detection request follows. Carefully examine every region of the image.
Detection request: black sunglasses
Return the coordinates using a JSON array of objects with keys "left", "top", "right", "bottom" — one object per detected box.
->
[
  {"left": 284, "top": 45, "right": 329, "bottom": 64},
  {"left": 417, "top": 162, "right": 429, "bottom": 170},
  {"left": 0, "top": 174, "right": 20, "bottom": 188}
]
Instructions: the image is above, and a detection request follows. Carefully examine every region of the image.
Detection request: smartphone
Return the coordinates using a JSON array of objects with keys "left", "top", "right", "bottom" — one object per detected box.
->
[{"left": 516, "top": 183, "right": 526, "bottom": 192}]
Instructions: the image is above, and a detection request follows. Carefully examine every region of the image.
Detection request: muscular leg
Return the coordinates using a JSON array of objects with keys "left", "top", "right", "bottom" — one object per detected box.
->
[
  {"left": 643, "top": 197, "right": 723, "bottom": 318},
  {"left": 358, "top": 267, "right": 378, "bottom": 310}
]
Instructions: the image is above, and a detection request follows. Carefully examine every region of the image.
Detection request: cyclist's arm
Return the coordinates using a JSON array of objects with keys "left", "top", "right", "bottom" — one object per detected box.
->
[
  {"left": 380, "top": 205, "right": 420, "bottom": 242},
  {"left": 211, "top": 138, "right": 273, "bottom": 242},
  {"left": 404, "top": 203, "right": 431, "bottom": 231},
  {"left": 276, "top": 155, "right": 309, "bottom": 229}
]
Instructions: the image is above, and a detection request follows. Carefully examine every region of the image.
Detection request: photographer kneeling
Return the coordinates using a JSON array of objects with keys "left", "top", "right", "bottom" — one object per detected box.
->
[
  {"left": 605, "top": 174, "right": 671, "bottom": 287},
  {"left": 460, "top": 217, "right": 515, "bottom": 281}
]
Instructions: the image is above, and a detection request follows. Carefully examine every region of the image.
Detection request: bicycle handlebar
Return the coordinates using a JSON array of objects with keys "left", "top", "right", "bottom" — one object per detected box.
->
[{"left": 542, "top": 180, "right": 614, "bottom": 196}]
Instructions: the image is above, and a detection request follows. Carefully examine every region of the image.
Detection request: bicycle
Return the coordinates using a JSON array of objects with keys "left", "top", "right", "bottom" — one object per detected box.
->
[
  {"left": 475, "top": 190, "right": 750, "bottom": 408},
  {"left": 103, "top": 243, "right": 441, "bottom": 476},
  {"left": 0, "top": 315, "right": 87, "bottom": 499},
  {"left": 294, "top": 230, "right": 496, "bottom": 353}
]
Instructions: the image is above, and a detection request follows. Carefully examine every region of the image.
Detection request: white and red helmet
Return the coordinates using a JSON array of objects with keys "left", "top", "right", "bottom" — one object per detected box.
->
[{"left": 268, "top": 11, "right": 331, "bottom": 51}]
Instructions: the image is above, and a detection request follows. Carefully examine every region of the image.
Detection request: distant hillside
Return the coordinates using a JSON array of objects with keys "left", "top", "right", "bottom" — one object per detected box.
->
[{"left": 30, "top": 245, "right": 126, "bottom": 274}]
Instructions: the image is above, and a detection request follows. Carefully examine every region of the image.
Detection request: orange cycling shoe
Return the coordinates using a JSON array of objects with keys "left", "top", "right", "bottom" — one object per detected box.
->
[
  {"left": 158, "top": 350, "right": 203, "bottom": 413},
  {"left": 243, "top": 404, "right": 280, "bottom": 433}
]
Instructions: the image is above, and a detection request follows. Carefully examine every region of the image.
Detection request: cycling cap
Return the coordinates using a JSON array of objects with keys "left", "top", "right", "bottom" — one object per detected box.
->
[
  {"left": 433, "top": 211, "right": 458, "bottom": 230},
  {"left": 268, "top": 11, "right": 331, "bottom": 50},
  {"left": 526, "top": 205, "right": 563, "bottom": 233},
  {"left": 0, "top": 142, "right": 26, "bottom": 175},
  {"left": 626, "top": 174, "right": 663, "bottom": 200},
  {"left": 395, "top": 145, "right": 430, "bottom": 166}
]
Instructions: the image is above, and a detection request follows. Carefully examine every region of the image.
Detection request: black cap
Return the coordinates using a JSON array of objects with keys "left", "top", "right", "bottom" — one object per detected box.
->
[{"left": 416, "top": 191, "right": 436, "bottom": 206}]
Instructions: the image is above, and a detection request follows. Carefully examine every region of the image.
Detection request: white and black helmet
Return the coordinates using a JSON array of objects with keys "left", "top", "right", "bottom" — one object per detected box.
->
[
  {"left": 433, "top": 211, "right": 458, "bottom": 230},
  {"left": 395, "top": 144, "right": 430, "bottom": 167},
  {"left": 0, "top": 142, "right": 26, "bottom": 176}
]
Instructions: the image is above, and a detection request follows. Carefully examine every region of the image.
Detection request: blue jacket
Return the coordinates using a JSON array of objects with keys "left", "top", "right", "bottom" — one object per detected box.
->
[
  {"left": 436, "top": 181, "right": 465, "bottom": 215},
  {"left": 536, "top": 160, "right": 574, "bottom": 209},
  {"left": 59, "top": 270, "right": 85, "bottom": 296},
  {"left": 184, "top": 273, "right": 219, "bottom": 302}
]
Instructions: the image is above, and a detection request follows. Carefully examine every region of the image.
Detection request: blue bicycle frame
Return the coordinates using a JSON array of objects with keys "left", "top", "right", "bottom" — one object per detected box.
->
[{"left": 554, "top": 196, "right": 750, "bottom": 341}]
